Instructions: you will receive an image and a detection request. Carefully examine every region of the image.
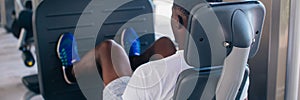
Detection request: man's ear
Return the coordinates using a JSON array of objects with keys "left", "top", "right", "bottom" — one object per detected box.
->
[{"left": 177, "top": 15, "right": 184, "bottom": 29}]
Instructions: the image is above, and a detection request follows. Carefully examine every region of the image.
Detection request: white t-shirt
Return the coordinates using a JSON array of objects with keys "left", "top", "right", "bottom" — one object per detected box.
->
[
  {"left": 121, "top": 50, "right": 249, "bottom": 100},
  {"left": 122, "top": 50, "right": 192, "bottom": 99}
]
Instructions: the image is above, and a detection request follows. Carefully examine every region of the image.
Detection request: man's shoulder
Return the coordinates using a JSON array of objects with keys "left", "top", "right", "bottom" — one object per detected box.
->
[
  {"left": 134, "top": 51, "right": 185, "bottom": 74},
  {"left": 140, "top": 51, "right": 181, "bottom": 65},
  {"left": 134, "top": 58, "right": 165, "bottom": 73}
]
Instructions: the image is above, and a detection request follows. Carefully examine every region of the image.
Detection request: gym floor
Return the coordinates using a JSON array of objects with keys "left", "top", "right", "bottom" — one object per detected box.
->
[
  {"left": 0, "top": 1, "right": 173, "bottom": 100},
  {"left": 0, "top": 28, "right": 42, "bottom": 100}
]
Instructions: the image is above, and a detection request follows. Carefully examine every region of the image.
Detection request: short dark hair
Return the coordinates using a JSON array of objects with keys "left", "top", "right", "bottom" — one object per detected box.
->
[{"left": 172, "top": 4, "right": 190, "bottom": 18}]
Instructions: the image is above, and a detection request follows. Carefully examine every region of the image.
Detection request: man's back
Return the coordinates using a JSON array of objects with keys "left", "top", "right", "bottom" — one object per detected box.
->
[{"left": 122, "top": 50, "right": 192, "bottom": 99}]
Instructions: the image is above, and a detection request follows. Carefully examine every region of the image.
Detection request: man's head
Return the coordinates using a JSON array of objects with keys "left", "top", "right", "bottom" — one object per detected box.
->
[{"left": 171, "top": 0, "right": 221, "bottom": 50}]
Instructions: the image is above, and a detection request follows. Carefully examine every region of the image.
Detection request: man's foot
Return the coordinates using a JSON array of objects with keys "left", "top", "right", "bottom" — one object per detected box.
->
[
  {"left": 120, "top": 27, "right": 141, "bottom": 56},
  {"left": 57, "top": 32, "right": 80, "bottom": 67},
  {"left": 57, "top": 32, "right": 80, "bottom": 84}
]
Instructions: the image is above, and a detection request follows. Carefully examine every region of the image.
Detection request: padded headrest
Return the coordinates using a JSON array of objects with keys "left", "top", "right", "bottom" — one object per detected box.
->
[{"left": 184, "top": 1, "right": 265, "bottom": 67}]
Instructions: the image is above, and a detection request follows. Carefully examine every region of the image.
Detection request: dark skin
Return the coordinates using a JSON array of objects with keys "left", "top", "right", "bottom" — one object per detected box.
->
[
  {"left": 72, "top": 37, "right": 177, "bottom": 85},
  {"left": 129, "top": 37, "right": 177, "bottom": 71},
  {"left": 72, "top": 5, "right": 186, "bottom": 86},
  {"left": 91, "top": 37, "right": 176, "bottom": 85},
  {"left": 71, "top": 4, "right": 248, "bottom": 100}
]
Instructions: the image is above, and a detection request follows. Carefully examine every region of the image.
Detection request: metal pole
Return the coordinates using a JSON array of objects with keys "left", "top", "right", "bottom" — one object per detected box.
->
[
  {"left": 0, "top": 0, "right": 7, "bottom": 26},
  {"left": 286, "top": 0, "right": 300, "bottom": 99},
  {"left": 267, "top": 0, "right": 290, "bottom": 100},
  {"left": 32, "top": 0, "right": 42, "bottom": 11}
]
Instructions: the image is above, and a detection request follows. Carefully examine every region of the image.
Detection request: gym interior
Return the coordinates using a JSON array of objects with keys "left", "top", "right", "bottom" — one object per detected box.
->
[{"left": 0, "top": 0, "right": 300, "bottom": 100}]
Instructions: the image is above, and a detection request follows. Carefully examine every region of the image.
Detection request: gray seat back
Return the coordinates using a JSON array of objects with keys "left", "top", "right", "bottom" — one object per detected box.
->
[
  {"left": 174, "top": 66, "right": 223, "bottom": 100},
  {"left": 174, "top": 1, "right": 265, "bottom": 100},
  {"left": 33, "top": 0, "right": 154, "bottom": 99},
  {"left": 174, "top": 66, "right": 249, "bottom": 100}
]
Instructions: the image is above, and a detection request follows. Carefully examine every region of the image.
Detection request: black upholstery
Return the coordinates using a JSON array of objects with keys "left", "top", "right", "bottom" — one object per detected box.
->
[
  {"left": 22, "top": 74, "right": 40, "bottom": 94},
  {"left": 34, "top": 0, "right": 154, "bottom": 99},
  {"left": 174, "top": 1, "right": 265, "bottom": 100},
  {"left": 34, "top": 1, "right": 90, "bottom": 99},
  {"left": 11, "top": 9, "right": 33, "bottom": 40},
  {"left": 10, "top": 0, "right": 33, "bottom": 40}
]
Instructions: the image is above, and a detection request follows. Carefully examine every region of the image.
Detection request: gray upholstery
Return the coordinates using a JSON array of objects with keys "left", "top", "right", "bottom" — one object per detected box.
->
[
  {"left": 174, "top": 1, "right": 265, "bottom": 100},
  {"left": 173, "top": 66, "right": 249, "bottom": 100},
  {"left": 173, "top": 66, "right": 223, "bottom": 100},
  {"left": 33, "top": 0, "right": 154, "bottom": 99}
]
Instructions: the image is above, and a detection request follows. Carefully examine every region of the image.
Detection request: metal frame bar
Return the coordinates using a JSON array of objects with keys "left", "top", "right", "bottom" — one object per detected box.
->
[
  {"left": 14, "top": 0, "right": 25, "bottom": 18},
  {"left": 267, "top": 0, "right": 290, "bottom": 100},
  {"left": 286, "top": 0, "right": 300, "bottom": 99},
  {"left": 32, "top": 0, "right": 42, "bottom": 10},
  {"left": 0, "top": 0, "right": 7, "bottom": 26}
]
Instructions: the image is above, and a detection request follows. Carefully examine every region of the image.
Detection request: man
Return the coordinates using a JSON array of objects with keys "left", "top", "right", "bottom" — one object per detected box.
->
[{"left": 56, "top": 0, "right": 246, "bottom": 99}]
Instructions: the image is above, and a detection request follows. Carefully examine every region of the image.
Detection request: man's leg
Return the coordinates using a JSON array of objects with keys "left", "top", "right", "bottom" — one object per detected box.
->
[
  {"left": 129, "top": 37, "right": 177, "bottom": 70},
  {"left": 74, "top": 40, "right": 132, "bottom": 86}
]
